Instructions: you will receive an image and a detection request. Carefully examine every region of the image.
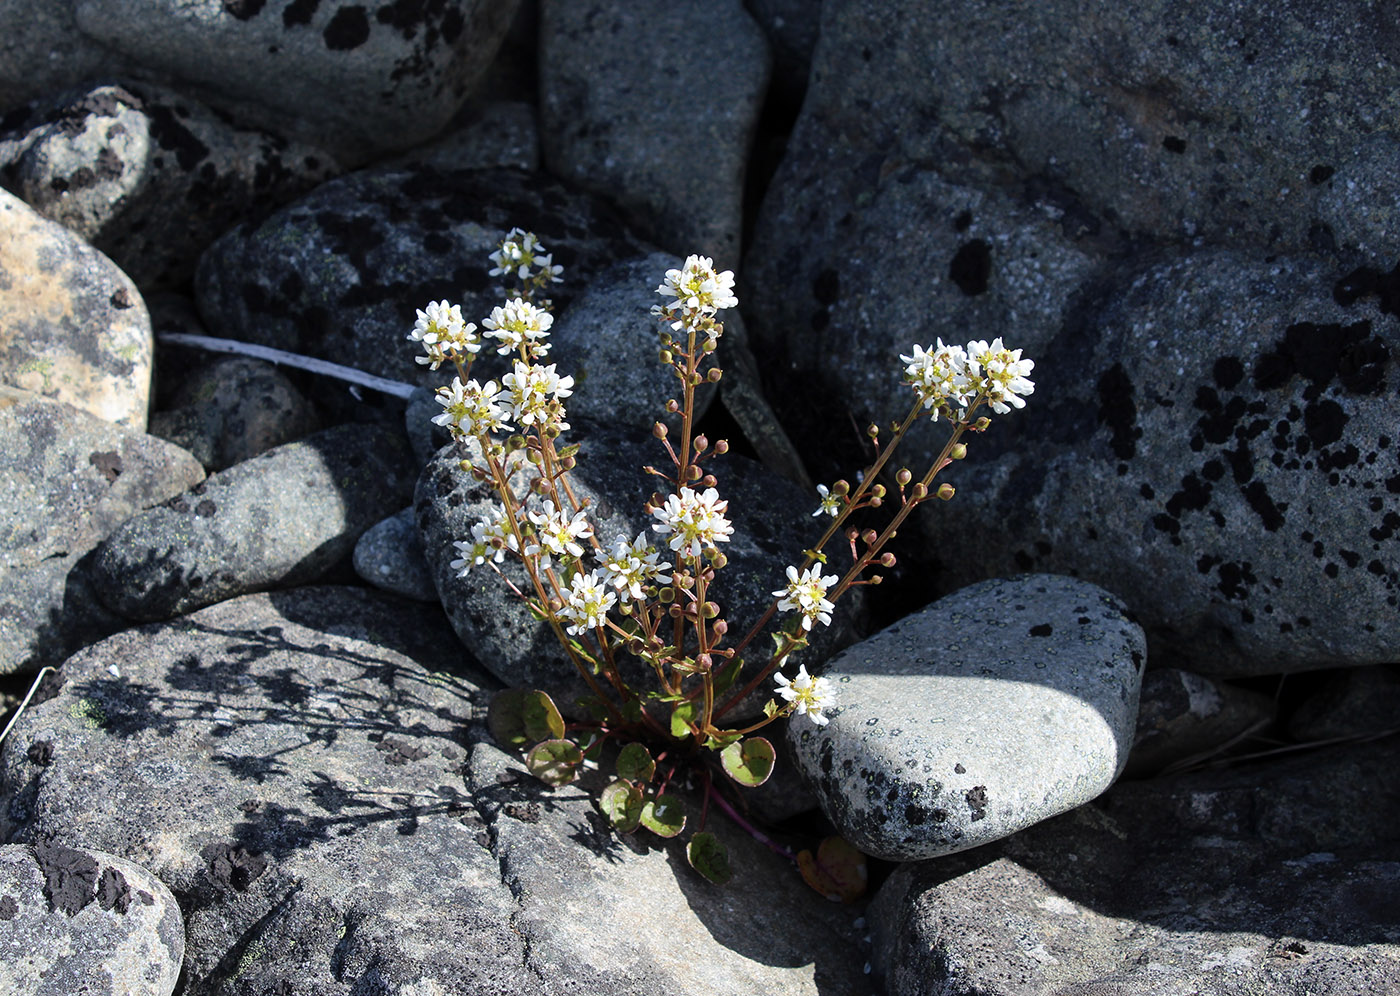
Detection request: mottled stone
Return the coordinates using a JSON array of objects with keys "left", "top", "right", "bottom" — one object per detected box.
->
[
  {"left": 90, "top": 423, "right": 416, "bottom": 620},
  {"left": 0, "top": 188, "right": 152, "bottom": 428},
  {"left": 386, "top": 100, "right": 539, "bottom": 173},
  {"left": 353, "top": 506, "right": 437, "bottom": 602},
  {"left": 0, "top": 4, "right": 120, "bottom": 111},
  {"left": 539, "top": 0, "right": 770, "bottom": 266},
  {"left": 0, "top": 844, "right": 183, "bottom": 996},
  {"left": 1125, "top": 668, "right": 1275, "bottom": 777},
  {"left": 790, "top": 575, "right": 1144, "bottom": 861},
  {"left": 0, "top": 388, "right": 204, "bottom": 675},
  {"left": 869, "top": 739, "right": 1400, "bottom": 996}
]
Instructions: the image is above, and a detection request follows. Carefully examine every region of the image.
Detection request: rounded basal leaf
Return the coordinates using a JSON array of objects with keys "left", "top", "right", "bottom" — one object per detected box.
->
[
  {"left": 639, "top": 793, "right": 686, "bottom": 838},
  {"left": 670, "top": 700, "right": 698, "bottom": 739},
  {"left": 525, "top": 739, "right": 584, "bottom": 786},
  {"left": 600, "top": 779, "right": 643, "bottom": 833},
  {"left": 616, "top": 742, "right": 656, "bottom": 783},
  {"left": 686, "top": 831, "right": 732, "bottom": 884},
  {"left": 797, "top": 836, "right": 868, "bottom": 903},
  {"left": 720, "top": 737, "right": 776, "bottom": 787},
  {"left": 488, "top": 689, "right": 565, "bottom": 747}
]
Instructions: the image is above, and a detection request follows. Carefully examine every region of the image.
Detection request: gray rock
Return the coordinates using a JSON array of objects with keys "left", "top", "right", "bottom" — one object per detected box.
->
[
  {"left": 914, "top": 249, "right": 1400, "bottom": 677},
  {"left": 0, "top": 187, "right": 152, "bottom": 429},
  {"left": 0, "top": 4, "right": 121, "bottom": 111},
  {"left": 195, "top": 165, "right": 654, "bottom": 394},
  {"left": 0, "top": 844, "right": 184, "bottom": 996},
  {"left": 869, "top": 739, "right": 1400, "bottom": 996},
  {"left": 415, "top": 422, "right": 863, "bottom": 718},
  {"left": 745, "top": 0, "right": 822, "bottom": 99},
  {"left": 353, "top": 506, "right": 438, "bottom": 602},
  {"left": 1125, "top": 668, "right": 1275, "bottom": 777},
  {"left": 148, "top": 356, "right": 321, "bottom": 472},
  {"left": 789, "top": 575, "right": 1144, "bottom": 861},
  {"left": 70, "top": 0, "right": 522, "bottom": 165},
  {"left": 0, "top": 82, "right": 340, "bottom": 288},
  {"left": 385, "top": 100, "right": 540, "bottom": 173},
  {"left": 1287, "top": 664, "right": 1400, "bottom": 742},
  {"left": 539, "top": 0, "right": 771, "bottom": 267},
  {"left": 0, "top": 388, "right": 204, "bottom": 675},
  {"left": 0, "top": 586, "right": 868, "bottom": 995},
  {"left": 90, "top": 423, "right": 416, "bottom": 620}
]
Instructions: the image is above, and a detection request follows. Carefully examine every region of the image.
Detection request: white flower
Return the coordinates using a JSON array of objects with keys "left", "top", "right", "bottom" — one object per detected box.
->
[
  {"left": 431, "top": 377, "right": 512, "bottom": 439},
  {"left": 484, "top": 297, "right": 554, "bottom": 357},
  {"left": 813, "top": 484, "right": 842, "bottom": 518},
  {"left": 560, "top": 568, "right": 616, "bottom": 635},
  {"left": 488, "top": 229, "right": 563, "bottom": 285},
  {"left": 604, "top": 532, "right": 673, "bottom": 601},
  {"left": 409, "top": 300, "right": 480, "bottom": 370},
  {"left": 773, "top": 565, "right": 838, "bottom": 631},
  {"left": 526, "top": 499, "right": 593, "bottom": 566},
  {"left": 449, "top": 507, "right": 516, "bottom": 575},
  {"left": 773, "top": 665, "right": 834, "bottom": 726},
  {"left": 650, "top": 486, "right": 733, "bottom": 559},
  {"left": 900, "top": 339, "right": 972, "bottom": 415},
  {"left": 652, "top": 255, "right": 738, "bottom": 333},
  {"left": 967, "top": 338, "right": 1035, "bottom": 414},
  {"left": 502, "top": 360, "right": 573, "bottom": 429}
]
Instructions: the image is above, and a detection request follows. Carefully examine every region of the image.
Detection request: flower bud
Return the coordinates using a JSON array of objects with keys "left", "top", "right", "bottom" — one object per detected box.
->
[
  {"left": 711, "top": 552, "right": 728, "bottom": 569},
  {"left": 694, "top": 434, "right": 708, "bottom": 452},
  {"left": 713, "top": 439, "right": 729, "bottom": 455},
  {"left": 702, "top": 602, "right": 720, "bottom": 619},
  {"left": 869, "top": 495, "right": 882, "bottom": 508},
  {"left": 707, "top": 368, "right": 723, "bottom": 383},
  {"left": 867, "top": 423, "right": 880, "bottom": 438},
  {"left": 666, "top": 399, "right": 681, "bottom": 413},
  {"left": 869, "top": 575, "right": 883, "bottom": 585},
  {"left": 861, "top": 529, "right": 878, "bottom": 546},
  {"left": 937, "top": 483, "right": 956, "bottom": 500},
  {"left": 696, "top": 653, "right": 713, "bottom": 670},
  {"left": 951, "top": 443, "right": 968, "bottom": 460},
  {"left": 526, "top": 449, "right": 542, "bottom": 465},
  {"left": 659, "top": 349, "right": 673, "bottom": 364},
  {"left": 712, "top": 618, "right": 729, "bottom": 637},
  {"left": 699, "top": 473, "right": 716, "bottom": 488},
  {"left": 879, "top": 552, "right": 897, "bottom": 567},
  {"left": 686, "top": 464, "right": 703, "bottom": 481},
  {"left": 653, "top": 421, "right": 668, "bottom": 439},
  {"left": 658, "top": 586, "right": 675, "bottom": 603},
  {"left": 910, "top": 483, "right": 928, "bottom": 501},
  {"left": 871, "top": 484, "right": 886, "bottom": 498},
  {"left": 833, "top": 479, "right": 850, "bottom": 496},
  {"left": 560, "top": 455, "right": 576, "bottom": 471},
  {"left": 974, "top": 417, "right": 991, "bottom": 432},
  {"left": 896, "top": 468, "right": 912, "bottom": 486}
]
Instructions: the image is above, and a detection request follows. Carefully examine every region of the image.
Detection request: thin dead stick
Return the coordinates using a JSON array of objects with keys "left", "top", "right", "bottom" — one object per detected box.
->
[
  {"left": 0, "top": 666, "right": 57, "bottom": 748},
  {"left": 158, "top": 332, "right": 417, "bottom": 399},
  {"left": 1163, "top": 723, "right": 1400, "bottom": 775}
]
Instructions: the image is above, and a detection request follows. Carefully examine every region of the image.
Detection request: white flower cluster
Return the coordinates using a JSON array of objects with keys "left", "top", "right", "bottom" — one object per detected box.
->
[
  {"left": 773, "top": 664, "right": 835, "bottom": 726},
  {"left": 431, "top": 377, "right": 512, "bottom": 440},
  {"left": 525, "top": 500, "right": 594, "bottom": 568},
  {"left": 484, "top": 298, "right": 554, "bottom": 358},
  {"left": 502, "top": 360, "right": 573, "bottom": 430},
  {"left": 560, "top": 569, "right": 616, "bottom": 635},
  {"left": 604, "top": 532, "right": 672, "bottom": 602},
  {"left": 652, "top": 255, "right": 738, "bottom": 337},
  {"left": 450, "top": 507, "right": 517, "bottom": 575},
  {"left": 488, "top": 228, "right": 564, "bottom": 287},
  {"left": 901, "top": 336, "right": 1035, "bottom": 418},
  {"left": 773, "top": 565, "right": 838, "bottom": 632},
  {"left": 409, "top": 300, "right": 481, "bottom": 370},
  {"left": 812, "top": 483, "right": 842, "bottom": 518},
  {"left": 651, "top": 486, "right": 734, "bottom": 559}
]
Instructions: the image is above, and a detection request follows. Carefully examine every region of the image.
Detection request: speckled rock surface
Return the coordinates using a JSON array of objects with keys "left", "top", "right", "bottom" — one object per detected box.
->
[
  {"left": 386, "top": 100, "right": 540, "bottom": 173},
  {"left": 0, "top": 188, "right": 152, "bottom": 429},
  {"left": 1125, "top": 668, "right": 1275, "bottom": 777},
  {"left": 147, "top": 356, "right": 321, "bottom": 472},
  {"left": 415, "top": 421, "right": 863, "bottom": 718},
  {"left": 195, "top": 165, "right": 653, "bottom": 393},
  {"left": 0, "top": 388, "right": 204, "bottom": 675},
  {"left": 70, "top": 0, "right": 521, "bottom": 164},
  {"left": 869, "top": 739, "right": 1400, "bottom": 996},
  {"left": 90, "top": 423, "right": 415, "bottom": 620},
  {"left": 539, "top": 0, "right": 770, "bottom": 266},
  {"left": 0, "top": 586, "right": 869, "bottom": 996},
  {"left": 0, "top": 4, "right": 121, "bottom": 111},
  {"left": 0, "top": 844, "right": 184, "bottom": 996},
  {"left": 353, "top": 506, "right": 437, "bottom": 602},
  {"left": 1287, "top": 664, "right": 1400, "bottom": 741},
  {"left": 0, "top": 82, "right": 340, "bottom": 288},
  {"left": 790, "top": 575, "right": 1144, "bottom": 861},
  {"left": 914, "top": 250, "right": 1400, "bottom": 677}
]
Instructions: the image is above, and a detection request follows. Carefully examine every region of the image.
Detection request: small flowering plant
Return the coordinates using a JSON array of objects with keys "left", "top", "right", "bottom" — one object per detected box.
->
[{"left": 411, "top": 229, "right": 1033, "bottom": 886}]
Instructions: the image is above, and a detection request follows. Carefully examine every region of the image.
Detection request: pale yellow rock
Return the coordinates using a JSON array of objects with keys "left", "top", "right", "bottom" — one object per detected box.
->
[{"left": 0, "top": 188, "right": 151, "bottom": 429}]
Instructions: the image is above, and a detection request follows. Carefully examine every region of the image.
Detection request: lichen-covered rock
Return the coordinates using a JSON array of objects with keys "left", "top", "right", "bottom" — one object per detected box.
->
[
  {"left": 915, "top": 250, "right": 1400, "bottom": 676},
  {"left": 90, "top": 423, "right": 416, "bottom": 620},
  {"left": 868, "top": 739, "right": 1400, "bottom": 996},
  {"left": 0, "top": 388, "right": 204, "bottom": 675},
  {"left": 0, "top": 586, "right": 868, "bottom": 996},
  {"left": 70, "top": 0, "right": 522, "bottom": 164},
  {"left": 1126, "top": 668, "right": 1275, "bottom": 777},
  {"left": 385, "top": 100, "right": 540, "bottom": 173},
  {"left": 539, "top": 0, "right": 770, "bottom": 266},
  {"left": 790, "top": 575, "right": 1144, "bottom": 861},
  {"left": 195, "top": 165, "right": 653, "bottom": 393},
  {"left": 0, "top": 188, "right": 152, "bottom": 429},
  {"left": 0, "top": 844, "right": 184, "bottom": 996},
  {"left": 353, "top": 506, "right": 437, "bottom": 602},
  {"left": 0, "top": 82, "right": 340, "bottom": 288},
  {"left": 0, "top": 4, "right": 121, "bottom": 111}
]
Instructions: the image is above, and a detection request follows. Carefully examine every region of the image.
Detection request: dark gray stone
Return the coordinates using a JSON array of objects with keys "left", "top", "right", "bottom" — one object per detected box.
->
[
  {"left": 539, "top": 0, "right": 770, "bottom": 267},
  {"left": 869, "top": 739, "right": 1400, "bottom": 996},
  {"left": 353, "top": 507, "right": 438, "bottom": 602},
  {"left": 1125, "top": 668, "right": 1275, "bottom": 777},
  {"left": 0, "top": 388, "right": 205, "bottom": 675},
  {"left": 1287, "top": 664, "right": 1400, "bottom": 742},
  {"left": 90, "top": 423, "right": 416, "bottom": 620},
  {"left": 385, "top": 100, "right": 540, "bottom": 173},
  {"left": 790, "top": 575, "right": 1144, "bottom": 861}
]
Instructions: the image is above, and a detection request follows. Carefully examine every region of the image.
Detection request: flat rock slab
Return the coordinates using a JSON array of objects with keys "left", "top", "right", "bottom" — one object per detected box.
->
[
  {"left": 0, "top": 586, "right": 868, "bottom": 995},
  {"left": 0, "top": 843, "right": 184, "bottom": 996},
  {"left": 869, "top": 739, "right": 1400, "bottom": 996},
  {"left": 790, "top": 575, "right": 1144, "bottom": 860}
]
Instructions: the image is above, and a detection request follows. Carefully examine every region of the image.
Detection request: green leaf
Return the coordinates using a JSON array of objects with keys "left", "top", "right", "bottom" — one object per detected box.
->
[
  {"left": 712, "top": 656, "right": 743, "bottom": 697},
  {"left": 702, "top": 730, "right": 742, "bottom": 751},
  {"left": 797, "top": 836, "right": 868, "bottom": 903},
  {"left": 721, "top": 737, "right": 776, "bottom": 787},
  {"left": 639, "top": 793, "right": 686, "bottom": 838},
  {"left": 600, "top": 780, "right": 643, "bottom": 833},
  {"left": 616, "top": 742, "right": 656, "bottom": 782},
  {"left": 670, "top": 700, "right": 698, "bottom": 739},
  {"left": 487, "top": 689, "right": 565, "bottom": 747},
  {"left": 686, "top": 831, "right": 732, "bottom": 884},
  {"left": 525, "top": 739, "right": 583, "bottom": 786}
]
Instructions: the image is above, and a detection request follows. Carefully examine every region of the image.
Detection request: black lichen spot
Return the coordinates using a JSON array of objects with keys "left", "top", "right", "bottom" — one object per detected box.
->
[
  {"left": 948, "top": 239, "right": 991, "bottom": 296},
  {"left": 1303, "top": 400, "right": 1347, "bottom": 448},
  {"left": 1097, "top": 363, "right": 1140, "bottom": 460},
  {"left": 89, "top": 451, "right": 122, "bottom": 482},
  {"left": 1162, "top": 135, "right": 1187, "bottom": 153},
  {"left": 26, "top": 740, "right": 53, "bottom": 766},
  {"left": 1309, "top": 164, "right": 1335, "bottom": 185},
  {"left": 954, "top": 763, "right": 966, "bottom": 774},
  {"left": 965, "top": 786, "right": 988, "bottom": 821},
  {"left": 953, "top": 210, "right": 973, "bottom": 232},
  {"left": 36, "top": 843, "right": 98, "bottom": 915},
  {"left": 0, "top": 896, "right": 16, "bottom": 920},
  {"left": 1242, "top": 481, "right": 1285, "bottom": 531},
  {"left": 1029, "top": 623, "right": 1053, "bottom": 637},
  {"left": 1333, "top": 260, "right": 1400, "bottom": 316},
  {"left": 222, "top": 0, "right": 267, "bottom": 18},
  {"left": 195, "top": 499, "right": 217, "bottom": 517},
  {"left": 1215, "top": 560, "right": 1256, "bottom": 600},
  {"left": 146, "top": 104, "right": 210, "bottom": 172},
  {"left": 203, "top": 842, "right": 267, "bottom": 891},
  {"left": 323, "top": 5, "right": 371, "bottom": 50},
  {"left": 503, "top": 801, "right": 541, "bottom": 823},
  {"left": 96, "top": 866, "right": 133, "bottom": 914},
  {"left": 376, "top": 737, "right": 431, "bottom": 765},
  {"left": 109, "top": 287, "right": 133, "bottom": 309},
  {"left": 1254, "top": 320, "right": 1388, "bottom": 397},
  {"left": 283, "top": 0, "right": 320, "bottom": 27},
  {"left": 1213, "top": 356, "right": 1245, "bottom": 390}
]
